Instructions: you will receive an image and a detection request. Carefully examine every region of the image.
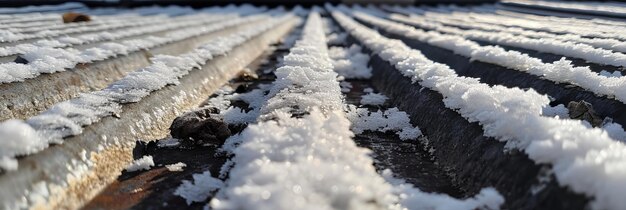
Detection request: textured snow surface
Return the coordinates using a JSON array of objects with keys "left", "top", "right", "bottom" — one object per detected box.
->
[
  {"left": 334, "top": 10, "right": 626, "bottom": 210},
  {"left": 353, "top": 12, "right": 626, "bottom": 105},
  {"left": 175, "top": 171, "right": 224, "bottom": 205},
  {"left": 0, "top": 14, "right": 290, "bottom": 171},
  {"left": 125, "top": 155, "right": 154, "bottom": 172}
]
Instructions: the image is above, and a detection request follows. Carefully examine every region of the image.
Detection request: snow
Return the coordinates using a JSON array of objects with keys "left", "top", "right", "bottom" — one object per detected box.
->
[
  {"left": 502, "top": 0, "right": 626, "bottom": 16},
  {"left": 390, "top": 13, "right": 626, "bottom": 68},
  {"left": 259, "top": 13, "right": 343, "bottom": 119},
  {"left": 174, "top": 171, "right": 224, "bottom": 205},
  {"left": 0, "top": 12, "right": 270, "bottom": 84},
  {"left": 333, "top": 10, "right": 626, "bottom": 210},
  {"left": 360, "top": 92, "right": 388, "bottom": 106},
  {"left": 346, "top": 105, "right": 422, "bottom": 140},
  {"left": 0, "top": 13, "right": 234, "bottom": 57},
  {"left": 541, "top": 104, "right": 569, "bottom": 119},
  {"left": 382, "top": 170, "right": 504, "bottom": 210},
  {"left": 212, "top": 12, "right": 500, "bottom": 210},
  {"left": 0, "top": 120, "right": 45, "bottom": 171},
  {"left": 0, "top": 3, "right": 86, "bottom": 15},
  {"left": 329, "top": 44, "right": 372, "bottom": 79},
  {"left": 166, "top": 162, "right": 187, "bottom": 171},
  {"left": 352, "top": 12, "right": 626, "bottom": 105},
  {"left": 213, "top": 12, "right": 399, "bottom": 210},
  {"left": 396, "top": 7, "right": 626, "bottom": 54},
  {"left": 0, "top": 14, "right": 291, "bottom": 170},
  {"left": 125, "top": 155, "right": 154, "bottom": 172},
  {"left": 600, "top": 70, "right": 622, "bottom": 78}
]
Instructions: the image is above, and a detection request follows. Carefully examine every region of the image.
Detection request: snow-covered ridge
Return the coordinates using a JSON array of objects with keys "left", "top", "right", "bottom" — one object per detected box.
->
[
  {"left": 1, "top": 14, "right": 165, "bottom": 34},
  {"left": 0, "top": 3, "right": 86, "bottom": 15},
  {"left": 353, "top": 12, "right": 626, "bottom": 105},
  {"left": 329, "top": 44, "right": 372, "bottom": 79},
  {"left": 0, "top": 13, "right": 235, "bottom": 57},
  {"left": 259, "top": 13, "right": 343, "bottom": 118},
  {"left": 387, "top": 6, "right": 626, "bottom": 54},
  {"left": 213, "top": 11, "right": 502, "bottom": 210},
  {"left": 501, "top": 0, "right": 626, "bottom": 16},
  {"left": 212, "top": 12, "right": 401, "bottom": 210},
  {"left": 0, "top": 14, "right": 268, "bottom": 84},
  {"left": 334, "top": 10, "right": 626, "bottom": 210},
  {"left": 0, "top": 14, "right": 172, "bottom": 42},
  {"left": 444, "top": 6, "right": 626, "bottom": 42},
  {"left": 402, "top": 4, "right": 626, "bottom": 40},
  {"left": 388, "top": 13, "right": 626, "bottom": 68},
  {"left": 0, "top": 13, "right": 291, "bottom": 171},
  {"left": 0, "top": 13, "right": 60, "bottom": 24}
]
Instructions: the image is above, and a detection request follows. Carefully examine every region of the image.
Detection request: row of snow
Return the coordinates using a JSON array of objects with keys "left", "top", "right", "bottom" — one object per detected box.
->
[
  {"left": 0, "top": 13, "right": 291, "bottom": 172},
  {"left": 387, "top": 6, "right": 626, "bottom": 54},
  {"left": 387, "top": 12, "right": 626, "bottom": 68},
  {"left": 0, "top": 3, "right": 86, "bottom": 15},
  {"left": 0, "top": 14, "right": 169, "bottom": 42},
  {"left": 352, "top": 11, "right": 626, "bottom": 107},
  {"left": 333, "top": 10, "right": 626, "bottom": 210},
  {"left": 0, "top": 13, "right": 268, "bottom": 84},
  {"left": 426, "top": 4, "right": 626, "bottom": 41},
  {"left": 0, "top": 13, "right": 235, "bottom": 57},
  {"left": 207, "top": 12, "right": 503, "bottom": 210},
  {"left": 501, "top": 0, "right": 626, "bottom": 16},
  {"left": 2, "top": 14, "right": 160, "bottom": 33}
]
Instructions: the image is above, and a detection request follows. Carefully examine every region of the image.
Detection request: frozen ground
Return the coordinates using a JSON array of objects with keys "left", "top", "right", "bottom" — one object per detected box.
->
[{"left": 0, "top": 2, "right": 625, "bottom": 210}]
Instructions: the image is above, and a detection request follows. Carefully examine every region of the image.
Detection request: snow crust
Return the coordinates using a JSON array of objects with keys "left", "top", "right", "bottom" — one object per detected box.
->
[
  {"left": 175, "top": 171, "right": 224, "bottom": 205},
  {"left": 353, "top": 12, "right": 626, "bottom": 105},
  {"left": 333, "top": 10, "right": 626, "bottom": 210},
  {"left": 125, "top": 155, "right": 154, "bottom": 172},
  {"left": 0, "top": 14, "right": 290, "bottom": 171}
]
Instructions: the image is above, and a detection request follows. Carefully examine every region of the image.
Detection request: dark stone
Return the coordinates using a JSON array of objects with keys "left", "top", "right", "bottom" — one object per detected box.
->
[
  {"left": 235, "top": 84, "right": 249, "bottom": 93},
  {"left": 568, "top": 101, "right": 603, "bottom": 127},
  {"left": 169, "top": 108, "right": 230, "bottom": 146},
  {"left": 14, "top": 55, "right": 28, "bottom": 64}
]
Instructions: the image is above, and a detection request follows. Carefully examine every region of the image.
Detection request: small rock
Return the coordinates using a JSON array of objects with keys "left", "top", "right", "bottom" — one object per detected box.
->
[
  {"left": 62, "top": 12, "right": 91, "bottom": 23},
  {"left": 14, "top": 55, "right": 28, "bottom": 64},
  {"left": 567, "top": 100, "right": 603, "bottom": 127},
  {"left": 169, "top": 108, "right": 231, "bottom": 146}
]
